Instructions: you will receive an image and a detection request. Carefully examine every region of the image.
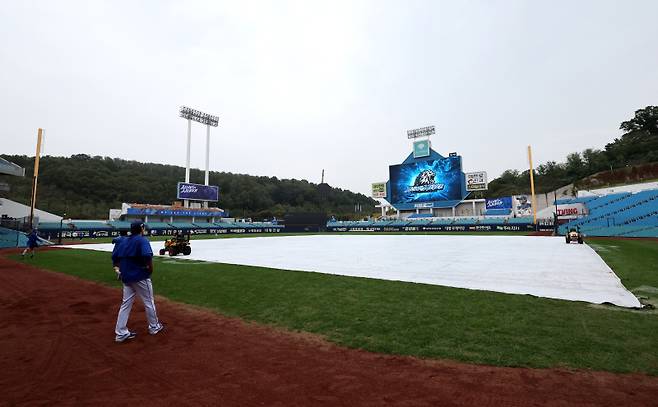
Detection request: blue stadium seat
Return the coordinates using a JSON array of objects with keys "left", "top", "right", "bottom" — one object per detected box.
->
[
  {"left": 484, "top": 209, "right": 511, "bottom": 216},
  {"left": 559, "top": 188, "right": 658, "bottom": 236}
]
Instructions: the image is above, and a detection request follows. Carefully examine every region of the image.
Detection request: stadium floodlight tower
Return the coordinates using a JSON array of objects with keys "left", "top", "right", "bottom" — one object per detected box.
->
[{"left": 179, "top": 106, "right": 219, "bottom": 208}]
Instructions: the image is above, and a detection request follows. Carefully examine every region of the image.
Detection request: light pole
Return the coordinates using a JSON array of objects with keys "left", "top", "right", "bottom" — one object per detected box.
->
[{"left": 179, "top": 106, "right": 219, "bottom": 208}]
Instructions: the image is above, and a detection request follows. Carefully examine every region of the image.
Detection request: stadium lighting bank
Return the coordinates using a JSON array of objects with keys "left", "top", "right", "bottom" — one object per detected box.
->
[
  {"left": 179, "top": 106, "right": 219, "bottom": 208},
  {"left": 407, "top": 125, "right": 435, "bottom": 139}
]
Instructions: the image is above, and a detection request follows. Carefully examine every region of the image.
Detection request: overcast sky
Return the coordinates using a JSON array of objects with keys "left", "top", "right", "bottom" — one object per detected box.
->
[{"left": 1, "top": 0, "right": 657, "bottom": 196}]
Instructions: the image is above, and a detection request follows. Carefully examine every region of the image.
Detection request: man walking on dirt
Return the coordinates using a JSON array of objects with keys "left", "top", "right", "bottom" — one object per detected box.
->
[
  {"left": 21, "top": 229, "right": 39, "bottom": 259},
  {"left": 112, "top": 221, "right": 164, "bottom": 343}
]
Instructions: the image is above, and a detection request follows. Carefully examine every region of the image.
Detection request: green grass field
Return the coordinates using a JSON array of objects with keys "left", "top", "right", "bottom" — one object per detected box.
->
[{"left": 11, "top": 236, "right": 658, "bottom": 374}]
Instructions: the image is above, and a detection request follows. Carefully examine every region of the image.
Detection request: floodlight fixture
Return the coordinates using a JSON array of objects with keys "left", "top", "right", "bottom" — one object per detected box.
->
[
  {"left": 407, "top": 125, "right": 435, "bottom": 139},
  {"left": 180, "top": 106, "right": 219, "bottom": 127},
  {"left": 179, "top": 106, "right": 220, "bottom": 208}
]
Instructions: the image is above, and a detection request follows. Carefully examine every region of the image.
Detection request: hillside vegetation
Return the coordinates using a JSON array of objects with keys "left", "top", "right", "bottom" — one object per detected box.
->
[
  {"left": 0, "top": 155, "right": 375, "bottom": 220},
  {"left": 485, "top": 106, "right": 658, "bottom": 198},
  {"left": 2, "top": 106, "right": 656, "bottom": 218}
]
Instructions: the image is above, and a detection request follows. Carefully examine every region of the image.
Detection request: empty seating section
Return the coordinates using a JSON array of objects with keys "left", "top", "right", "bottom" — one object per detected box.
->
[
  {"left": 144, "top": 222, "right": 173, "bottom": 229},
  {"left": 0, "top": 226, "right": 28, "bottom": 248},
  {"left": 71, "top": 221, "right": 112, "bottom": 230},
  {"left": 554, "top": 197, "right": 597, "bottom": 205},
  {"left": 167, "top": 222, "right": 197, "bottom": 229},
  {"left": 586, "top": 192, "right": 631, "bottom": 213},
  {"left": 37, "top": 222, "right": 65, "bottom": 230},
  {"left": 407, "top": 213, "right": 433, "bottom": 219},
  {"left": 622, "top": 226, "right": 658, "bottom": 238},
  {"left": 192, "top": 222, "right": 216, "bottom": 228},
  {"left": 30, "top": 218, "right": 280, "bottom": 235},
  {"left": 108, "top": 220, "right": 132, "bottom": 229},
  {"left": 328, "top": 216, "right": 541, "bottom": 229},
  {"left": 430, "top": 218, "right": 454, "bottom": 225},
  {"left": 484, "top": 209, "right": 510, "bottom": 216},
  {"left": 559, "top": 188, "right": 658, "bottom": 237},
  {"left": 484, "top": 217, "right": 506, "bottom": 225},
  {"left": 452, "top": 218, "right": 479, "bottom": 225},
  {"left": 507, "top": 217, "right": 533, "bottom": 224}
]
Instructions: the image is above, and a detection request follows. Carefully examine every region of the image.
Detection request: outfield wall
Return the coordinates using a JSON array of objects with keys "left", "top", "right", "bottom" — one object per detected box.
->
[
  {"left": 39, "top": 226, "right": 283, "bottom": 241},
  {"left": 327, "top": 224, "right": 540, "bottom": 233}
]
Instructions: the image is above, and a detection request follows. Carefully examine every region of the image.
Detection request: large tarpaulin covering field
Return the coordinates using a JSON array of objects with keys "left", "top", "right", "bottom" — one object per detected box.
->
[{"left": 70, "top": 235, "right": 641, "bottom": 308}]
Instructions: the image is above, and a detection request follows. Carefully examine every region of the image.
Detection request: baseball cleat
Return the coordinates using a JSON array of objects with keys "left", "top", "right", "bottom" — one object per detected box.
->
[
  {"left": 115, "top": 331, "right": 137, "bottom": 343},
  {"left": 149, "top": 322, "right": 165, "bottom": 335}
]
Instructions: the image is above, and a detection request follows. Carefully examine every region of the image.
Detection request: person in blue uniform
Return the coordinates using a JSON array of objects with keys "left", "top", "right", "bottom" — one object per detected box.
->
[
  {"left": 111, "top": 230, "right": 128, "bottom": 245},
  {"left": 21, "top": 229, "right": 39, "bottom": 258},
  {"left": 112, "top": 221, "right": 164, "bottom": 343}
]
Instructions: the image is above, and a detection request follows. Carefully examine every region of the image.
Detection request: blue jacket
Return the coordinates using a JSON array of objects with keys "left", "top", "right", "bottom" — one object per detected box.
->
[
  {"left": 112, "top": 235, "right": 153, "bottom": 284},
  {"left": 27, "top": 232, "right": 39, "bottom": 247}
]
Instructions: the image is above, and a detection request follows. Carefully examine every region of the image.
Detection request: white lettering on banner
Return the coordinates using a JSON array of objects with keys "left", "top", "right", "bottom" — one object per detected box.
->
[
  {"left": 180, "top": 185, "right": 199, "bottom": 194},
  {"left": 487, "top": 198, "right": 503, "bottom": 208}
]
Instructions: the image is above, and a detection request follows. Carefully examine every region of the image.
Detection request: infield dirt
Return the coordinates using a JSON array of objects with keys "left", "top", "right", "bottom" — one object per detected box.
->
[{"left": 1, "top": 250, "right": 657, "bottom": 406}]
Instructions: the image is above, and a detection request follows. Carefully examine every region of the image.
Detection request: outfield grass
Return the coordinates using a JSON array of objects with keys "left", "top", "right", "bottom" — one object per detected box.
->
[{"left": 11, "top": 237, "right": 658, "bottom": 374}]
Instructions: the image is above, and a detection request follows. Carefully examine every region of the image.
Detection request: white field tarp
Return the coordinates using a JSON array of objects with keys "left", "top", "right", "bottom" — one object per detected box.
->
[{"left": 68, "top": 235, "right": 641, "bottom": 308}]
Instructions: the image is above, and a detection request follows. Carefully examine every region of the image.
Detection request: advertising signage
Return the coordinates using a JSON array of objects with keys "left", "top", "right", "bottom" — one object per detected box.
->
[
  {"left": 413, "top": 140, "right": 431, "bottom": 158},
  {"left": 126, "top": 207, "right": 224, "bottom": 217},
  {"left": 389, "top": 157, "right": 462, "bottom": 204},
  {"left": 486, "top": 197, "right": 512, "bottom": 210},
  {"left": 371, "top": 182, "right": 387, "bottom": 198},
  {"left": 465, "top": 171, "right": 488, "bottom": 191},
  {"left": 177, "top": 182, "right": 219, "bottom": 202}
]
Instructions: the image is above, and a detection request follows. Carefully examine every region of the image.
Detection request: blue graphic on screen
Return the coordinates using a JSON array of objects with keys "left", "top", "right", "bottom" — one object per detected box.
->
[{"left": 389, "top": 157, "right": 462, "bottom": 204}]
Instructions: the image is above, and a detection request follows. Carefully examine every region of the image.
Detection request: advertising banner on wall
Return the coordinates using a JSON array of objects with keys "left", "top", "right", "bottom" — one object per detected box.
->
[
  {"left": 465, "top": 171, "right": 488, "bottom": 191},
  {"left": 485, "top": 197, "right": 512, "bottom": 210},
  {"left": 389, "top": 156, "right": 463, "bottom": 204},
  {"left": 371, "top": 182, "right": 387, "bottom": 198},
  {"left": 177, "top": 182, "right": 219, "bottom": 202},
  {"left": 413, "top": 140, "right": 431, "bottom": 158},
  {"left": 555, "top": 203, "right": 588, "bottom": 219},
  {"left": 513, "top": 195, "right": 533, "bottom": 216}
]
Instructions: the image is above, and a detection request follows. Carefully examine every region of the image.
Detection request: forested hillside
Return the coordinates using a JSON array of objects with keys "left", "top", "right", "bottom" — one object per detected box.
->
[
  {"left": 3, "top": 106, "right": 656, "bottom": 218},
  {"left": 484, "top": 106, "right": 658, "bottom": 197},
  {"left": 0, "top": 155, "right": 375, "bottom": 220}
]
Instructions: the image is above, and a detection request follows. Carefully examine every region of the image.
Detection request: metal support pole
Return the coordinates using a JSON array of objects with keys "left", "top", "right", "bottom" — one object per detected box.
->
[
  {"left": 184, "top": 119, "right": 191, "bottom": 208},
  {"left": 29, "top": 128, "right": 43, "bottom": 230},
  {"left": 528, "top": 145, "right": 538, "bottom": 225},
  {"left": 204, "top": 124, "right": 210, "bottom": 209},
  {"left": 205, "top": 125, "right": 210, "bottom": 186}
]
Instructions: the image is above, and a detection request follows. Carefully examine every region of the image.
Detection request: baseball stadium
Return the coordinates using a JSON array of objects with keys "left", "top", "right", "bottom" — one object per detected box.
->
[
  {"left": 2, "top": 110, "right": 658, "bottom": 405},
  {"left": 2, "top": 3, "right": 658, "bottom": 406}
]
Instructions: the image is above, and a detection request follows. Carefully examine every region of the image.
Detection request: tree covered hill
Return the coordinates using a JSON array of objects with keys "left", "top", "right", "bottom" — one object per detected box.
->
[
  {"left": 3, "top": 106, "right": 656, "bottom": 219},
  {"left": 484, "top": 106, "right": 658, "bottom": 198},
  {"left": 0, "top": 155, "right": 376, "bottom": 220}
]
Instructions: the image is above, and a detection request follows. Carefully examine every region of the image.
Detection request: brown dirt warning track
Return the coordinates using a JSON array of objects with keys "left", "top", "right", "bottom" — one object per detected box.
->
[{"left": 1, "top": 251, "right": 657, "bottom": 406}]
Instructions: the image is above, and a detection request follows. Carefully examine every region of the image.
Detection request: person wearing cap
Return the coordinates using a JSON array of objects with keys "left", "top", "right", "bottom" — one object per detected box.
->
[{"left": 112, "top": 221, "right": 164, "bottom": 343}]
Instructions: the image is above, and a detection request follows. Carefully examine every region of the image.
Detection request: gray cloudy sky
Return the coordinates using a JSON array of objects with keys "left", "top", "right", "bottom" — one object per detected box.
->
[{"left": 1, "top": 0, "right": 657, "bottom": 196}]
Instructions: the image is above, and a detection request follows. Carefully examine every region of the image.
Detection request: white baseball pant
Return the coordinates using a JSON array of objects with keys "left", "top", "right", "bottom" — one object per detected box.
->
[{"left": 115, "top": 278, "right": 161, "bottom": 337}]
